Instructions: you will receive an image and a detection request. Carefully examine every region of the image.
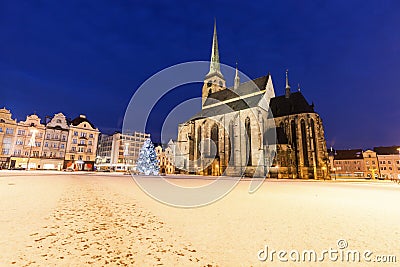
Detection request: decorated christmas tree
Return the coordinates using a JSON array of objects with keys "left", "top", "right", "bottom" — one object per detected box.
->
[{"left": 136, "top": 138, "right": 159, "bottom": 175}]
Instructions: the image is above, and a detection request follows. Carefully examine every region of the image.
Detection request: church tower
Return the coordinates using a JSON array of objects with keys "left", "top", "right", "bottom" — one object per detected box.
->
[{"left": 202, "top": 21, "right": 226, "bottom": 108}]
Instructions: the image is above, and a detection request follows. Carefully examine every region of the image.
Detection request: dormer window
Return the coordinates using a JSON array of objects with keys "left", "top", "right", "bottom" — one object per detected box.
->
[{"left": 207, "top": 81, "right": 212, "bottom": 87}]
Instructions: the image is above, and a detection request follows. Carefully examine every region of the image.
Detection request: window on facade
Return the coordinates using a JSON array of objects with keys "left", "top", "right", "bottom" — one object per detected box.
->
[
  {"left": 388, "top": 161, "right": 392, "bottom": 164},
  {"left": 86, "top": 156, "right": 90, "bottom": 161},
  {"left": 301, "top": 120, "right": 309, "bottom": 167},
  {"left": 88, "top": 148, "right": 92, "bottom": 153},
  {"left": 47, "top": 133, "right": 51, "bottom": 139},
  {"left": 245, "top": 117, "right": 252, "bottom": 166},
  {"left": 74, "top": 131, "right": 78, "bottom": 136},
  {"left": 73, "top": 139, "right": 77, "bottom": 144},
  {"left": 70, "top": 155, "right": 75, "bottom": 160},
  {"left": 45, "top": 142, "right": 48, "bottom": 147},
  {"left": 6, "top": 128, "right": 13, "bottom": 134},
  {"left": 89, "top": 134, "right": 93, "bottom": 138},
  {"left": 72, "top": 147, "right": 76, "bottom": 151},
  {"left": 62, "top": 135, "right": 66, "bottom": 141},
  {"left": 2, "top": 148, "right": 9, "bottom": 155},
  {"left": 78, "top": 155, "right": 83, "bottom": 160},
  {"left": 81, "top": 132, "right": 87, "bottom": 138},
  {"left": 80, "top": 140, "right": 85, "bottom": 145},
  {"left": 61, "top": 144, "right": 65, "bottom": 149},
  {"left": 18, "top": 130, "right": 25, "bottom": 135},
  {"left": 0, "top": 127, "right": 2, "bottom": 132},
  {"left": 88, "top": 140, "right": 92, "bottom": 145},
  {"left": 310, "top": 119, "right": 318, "bottom": 164}
]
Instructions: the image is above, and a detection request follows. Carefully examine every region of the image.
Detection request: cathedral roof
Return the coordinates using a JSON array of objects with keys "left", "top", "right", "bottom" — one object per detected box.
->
[
  {"left": 189, "top": 76, "right": 315, "bottom": 122},
  {"left": 203, "top": 75, "right": 270, "bottom": 106},
  {"left": 269, "top": 92, "right": 315, "bottom": 118},
  {"left": 190, "top": 94, "right": 263, "bottom": 120}
]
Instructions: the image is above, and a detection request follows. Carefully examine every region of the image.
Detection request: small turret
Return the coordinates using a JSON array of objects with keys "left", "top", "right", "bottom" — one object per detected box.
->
[
  {"left": 285, "top": 69, "right": 291, "bottom": 98},
  {"left": 234, "top": 62, "right": 240, "bottom": 90}
]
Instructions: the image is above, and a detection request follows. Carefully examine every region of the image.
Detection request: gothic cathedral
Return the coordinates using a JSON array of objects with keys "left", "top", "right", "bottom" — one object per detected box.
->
[{"left": 176, "top": 22, "right": 330, "bottom": 179}]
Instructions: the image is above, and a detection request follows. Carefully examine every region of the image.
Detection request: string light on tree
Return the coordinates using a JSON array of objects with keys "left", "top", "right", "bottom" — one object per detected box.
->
[{"left": 136, "top": 138, "right": 159, "bottom": 175}]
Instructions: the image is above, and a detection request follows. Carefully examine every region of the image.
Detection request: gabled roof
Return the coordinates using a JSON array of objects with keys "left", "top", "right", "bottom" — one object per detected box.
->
[
  {"left": 269, "top": 92, "right": 314, "bottom": 117},
  {"left": 190, "top": 94, "right": 263, "bottom": 120},
  {"left": 203, "top": 75, "right": 270, "bottom": 106},
  {"left": 70, "top": 115, "right": 96, "bottom": 129},
  {"left": 374, "top": 146, "right": 400, "bottom": 155},
  {"left": 334, "top": 149, "right": 364, "bottom": 160}
]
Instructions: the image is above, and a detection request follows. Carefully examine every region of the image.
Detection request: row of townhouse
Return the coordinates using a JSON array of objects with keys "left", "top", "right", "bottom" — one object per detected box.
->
[
  {"left": 328, "top": 146, "right": 400, "bottom": 179},
  {"left": 0, "top": 108, "right": 99, "bottom": 171}
]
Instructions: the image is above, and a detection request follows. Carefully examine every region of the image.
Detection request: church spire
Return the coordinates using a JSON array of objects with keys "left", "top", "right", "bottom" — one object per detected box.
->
[
  {"left": 206, "top": 20, "right": 223, "bottom": 78},
  {"left": 285, "top": 69, "right": 291, "bottom": 98},
  {"left": 234, "top": 62, "right": 240, "bottom": 90}
]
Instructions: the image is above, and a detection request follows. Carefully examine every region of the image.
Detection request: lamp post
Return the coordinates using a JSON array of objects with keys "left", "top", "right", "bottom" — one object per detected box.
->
[{"left": 26, "top": 128, "right": 38, "bottom": 171}]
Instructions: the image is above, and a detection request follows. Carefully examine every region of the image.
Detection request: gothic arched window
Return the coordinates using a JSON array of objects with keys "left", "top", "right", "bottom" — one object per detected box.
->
[
  {"left": 310, "top": 119, "right": 318, "bottom": 164},
  {"left": 211, "top": 123, "right": 219, "bottom": 158},
  {"left": 197, "top": 126, "right": 202, "bottom": 159},
  {"left": 245, "top": 117, "right": 252, "bottom": 166},
  {"left": 301, "top": 119, "right": 309, "bottom": 167},
  {"left": 229, "top": 120, "right": 234, "bottom": 165}
]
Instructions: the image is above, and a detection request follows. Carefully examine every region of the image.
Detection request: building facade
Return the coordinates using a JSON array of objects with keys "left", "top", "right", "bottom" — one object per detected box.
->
[
  {"left": 41, "top": 113, "right": 69, "bottom": 170},
  {"left": 9, "top": 114, "right": 46, "bottom": 169},
  {"left": 95, "top": 131, "right": 150, "bottom": 171},
  {"left": 363, "top": 149, "right": 379, "bottom": 179},
  {"left": 0, "top": 108, "right": 17, "bottom": 169},
  {"left": 155, "top": 144, "right": 175, "bottom": 175},
  {"left": 331, "top": 149, "right": 365, "bottom": 178},
  {"left": 375, "top": 146, "right": 400, "bottom": 180},
  {"left": 176, "top": 23, "right": 330, "bottom": 179},
  {"left": 64, "top": 115, "right": 100, "bottom": 171},
  {"left": 0, "top": 109, "right": 100, "bottom": 170}
]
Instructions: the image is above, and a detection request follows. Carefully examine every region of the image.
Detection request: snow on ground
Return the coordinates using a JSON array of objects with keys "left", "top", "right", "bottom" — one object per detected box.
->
[{"left": 0, "top": 171, "right": 399, "bottom": 266}]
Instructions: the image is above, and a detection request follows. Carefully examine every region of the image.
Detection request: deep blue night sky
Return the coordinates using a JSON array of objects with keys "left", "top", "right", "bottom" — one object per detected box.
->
[{"left": 1, "top": 0, "right": 400, "bottom": 149}]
